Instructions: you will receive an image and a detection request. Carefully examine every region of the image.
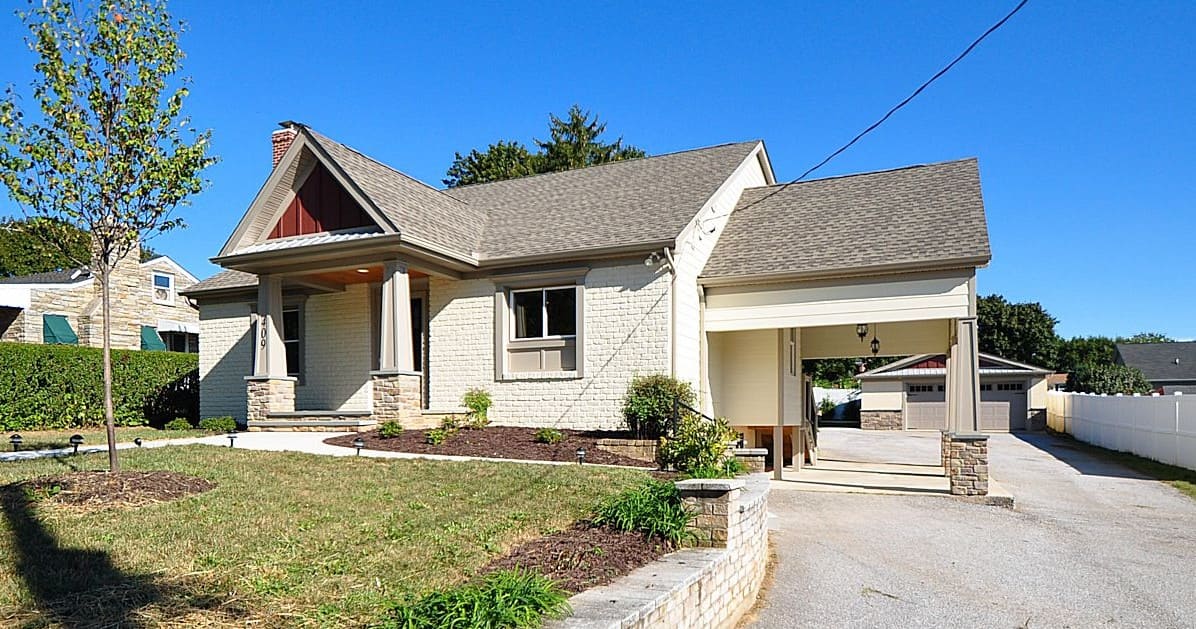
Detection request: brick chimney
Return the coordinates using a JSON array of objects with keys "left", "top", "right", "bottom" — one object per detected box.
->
[{"left": 272, "top": 121, "right": 298, "bottom": 168}]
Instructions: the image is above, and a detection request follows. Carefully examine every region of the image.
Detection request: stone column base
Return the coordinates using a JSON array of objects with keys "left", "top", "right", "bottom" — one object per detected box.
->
[
  {"left": 370, "top": 370, "right": 423, "bottom": 425},
  {"left": 245, "top": 376, "right": 296, "bottom": 423},
  {"left": 945, "top": 432, "right": 989, "bottom": 496},
  {"left": 860, "top": 410, "right": 903, "bottom": 430}
]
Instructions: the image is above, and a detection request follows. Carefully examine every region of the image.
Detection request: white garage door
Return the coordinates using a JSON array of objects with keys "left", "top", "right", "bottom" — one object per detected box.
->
[{"left": 902, "top": 381, "right": 1027, "bottom": 431}]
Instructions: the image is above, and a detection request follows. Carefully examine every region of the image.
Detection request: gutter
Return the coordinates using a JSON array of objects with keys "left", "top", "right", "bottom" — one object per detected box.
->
[{"left": 698, "top": 255, "right": 992, "bottom": 288}]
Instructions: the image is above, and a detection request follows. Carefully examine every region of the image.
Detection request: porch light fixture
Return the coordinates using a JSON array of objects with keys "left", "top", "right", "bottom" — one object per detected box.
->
[
  {"left": 355, "top": 268, "right": 370, "bottom": 274},
  {"left": 353, "top": 436, "right": 366, "bottom": 456},
  {"left": 9, "top": 434, "right": 21, "bottom": 452},
  {"left": 856, "top": 324, "right": 868, "bottom": 341},
  {"left": 644, "top": 251, "right": 661, "bottom": 267},
  {"left": 870, "top": 335, "right": 881, "bottom": 356},
  {"left": 69, "top": 434, "right": 84, "bottom": 454},
  {"left": 134, "top": 437, "right": 143, "bottom": 447},
  {"left": 737, "top": 433, "right": 746, "bottom": 449},
  {"left": 576, "top": 447, "right": 586, "bottom": 465},
  {"left": 227, "top": 431, "right": 237, "bottom": 448}
]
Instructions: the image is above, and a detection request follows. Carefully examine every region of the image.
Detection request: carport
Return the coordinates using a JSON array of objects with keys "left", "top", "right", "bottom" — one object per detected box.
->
[{"left": 697, "top": 158, "right": 993, "bottom": 489}]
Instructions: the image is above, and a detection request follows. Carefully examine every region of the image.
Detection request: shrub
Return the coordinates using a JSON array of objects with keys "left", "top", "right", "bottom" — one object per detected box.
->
[
  {"left": 1067, "top": 363, "right": 1153, "bottom": 395},
  {"left": 440, "top": 415, "right": 462, "bottom": 430},
  {"left": 0, "top": 342, "right": 197, "bottom": 431},
  {"left": 622, "top": 374, "right": 694, "bottom": 438},
  {"left": 379, "top": 420, "right": 404, "bottom": 438},
  {"left": 164, "top": 418, "right": 193, "bottom": 431},
  {"left": 591, "top": 479, "right": 695, "bottom": 546},
  {"left": 461, "top": 388, "right": 492, "bottom": 428},
  {"left": 382, "top": 569, "right": 569, "bottom": 629},
  {"left": 818, "top": 396, "right": 837, "bottom": 418},
  {"left": 425, "top": 428, "right": 452, "bottom": 446},
  {"left": 684, "top": 456, "right": 746, "bottom": 480},
  {"left": 198, "top": 416, "right": 236, "bottom": 432},
  {"left": 657, "top": 413, "right": 736, "bottom": 474},
  {"left": 533, "top": 428, "right": 564, "bottom": 444}
]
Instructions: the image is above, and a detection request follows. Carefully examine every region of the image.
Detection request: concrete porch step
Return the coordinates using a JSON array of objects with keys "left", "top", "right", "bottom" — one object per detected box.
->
[{"left": 250, "top": 410, "right": 376, "bottom": 432}]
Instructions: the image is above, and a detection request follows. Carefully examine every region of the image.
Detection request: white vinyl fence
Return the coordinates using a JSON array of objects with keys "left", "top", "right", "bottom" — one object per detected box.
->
[{"left": 1046, "top": 390, "right": 1196, "bottom": 471}]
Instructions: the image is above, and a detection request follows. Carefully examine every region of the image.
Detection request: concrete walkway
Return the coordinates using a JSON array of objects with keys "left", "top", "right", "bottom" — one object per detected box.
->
[
  {"left": 749, "top": 429, "right": 1196, "bottom": 628},
  {"left": 0, "top": 431, "right": 654, "bottom": 470}
]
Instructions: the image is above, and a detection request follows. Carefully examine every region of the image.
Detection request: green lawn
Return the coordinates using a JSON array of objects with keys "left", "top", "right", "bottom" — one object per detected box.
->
[
  {"left": 0, "top": 446, "right": 648, "bottom": 626},
  {"left": 6, "top": 426, "right": 211, "bottom": 451}
]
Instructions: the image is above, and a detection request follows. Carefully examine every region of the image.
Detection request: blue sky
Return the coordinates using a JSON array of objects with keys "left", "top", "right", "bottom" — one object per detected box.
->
[{"left": 0, "top": 1, "right": 1192, "bottom": 339}]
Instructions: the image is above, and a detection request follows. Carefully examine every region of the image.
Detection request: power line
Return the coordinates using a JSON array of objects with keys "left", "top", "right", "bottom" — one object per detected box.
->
[{"left": 739, "top": 0, "right": 1029, "bottom": 213}]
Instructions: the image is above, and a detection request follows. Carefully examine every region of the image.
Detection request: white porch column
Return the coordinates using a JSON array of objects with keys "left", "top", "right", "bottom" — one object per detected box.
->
[
  {"left": 253, "top": 274, "right": 287, "bottom": 377},
  {"left": 948, "top": 317, "right": 982, "bottom": 433},
  {"left": 379, "top": 260, "right": 414, "bottom": 372}
]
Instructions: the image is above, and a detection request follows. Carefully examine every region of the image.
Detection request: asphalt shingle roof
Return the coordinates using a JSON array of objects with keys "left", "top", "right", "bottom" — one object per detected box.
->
[
  {"left": 182, "top": 269, "right": 257, "bottom": 295},
  {"left": 0, "top": 268, "right": 90, "bottom": 285},
  {"left": 702, "top": 158, "right": 991, "bottom": 279},
  {"left": 446, "top": 141, "right": 761, "bottom": 260},
  {"left": 1115, "top": 342, "right": 1196, "bottom": 382}
]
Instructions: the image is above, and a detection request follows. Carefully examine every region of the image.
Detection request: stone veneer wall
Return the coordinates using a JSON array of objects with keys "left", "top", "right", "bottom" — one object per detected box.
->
[
  {"left": 245, "top": 377, "right": 295, "bottom": 425},
  {"left": 549, "top": 474, "right": 770, "bottom": 629},
  {"left": 945, "top": 433, "right": 989, "bottom": 496},
  {"left": 861, "top": 410, "right": 903, "bottom": 430},
  {"left": 594, "top": 438, "right": 657, "bottom": 463},
  {"left": 0, "top": 308, "right": 24, "bottom": 342},
  {"left": 426, "top": 263, "right": 670, "bottom": 431},
  {"left": 370, "top": 371, "right": 425, "bottom": 426}
]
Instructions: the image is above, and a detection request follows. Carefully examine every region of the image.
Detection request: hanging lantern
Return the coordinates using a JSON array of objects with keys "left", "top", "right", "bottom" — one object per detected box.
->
[
  {"left": 856, "top": 324, "right": 868, "bottom": 341},
  {"left": 870, "top": 336, "right": 881, "bottom": 356}
]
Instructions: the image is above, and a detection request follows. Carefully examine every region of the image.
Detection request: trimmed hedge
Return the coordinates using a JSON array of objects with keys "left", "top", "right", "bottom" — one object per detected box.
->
[{"left": 0, "top": 342, "right": 198, "bottom": 431}]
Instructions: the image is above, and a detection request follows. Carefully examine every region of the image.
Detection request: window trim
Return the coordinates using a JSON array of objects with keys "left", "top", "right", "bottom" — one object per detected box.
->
[
  {"left": 495, "top": 280, "right": 585, "bottom": 380},
  {"left": 508, "top": 285, "right": 578, "bottom": 341},
  {"left": 151, "top": 272, "right": 175, "bottom": 305}
]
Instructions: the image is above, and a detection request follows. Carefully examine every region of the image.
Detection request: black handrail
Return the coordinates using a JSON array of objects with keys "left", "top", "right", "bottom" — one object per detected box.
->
[{"left": 665, "top": 396, "right": 720, "bottom": 438}]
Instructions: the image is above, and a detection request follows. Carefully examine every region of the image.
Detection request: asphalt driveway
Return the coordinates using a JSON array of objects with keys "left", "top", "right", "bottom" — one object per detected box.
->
[{"left": 748, "top": 429, "right": 1196, "bottom": 628}]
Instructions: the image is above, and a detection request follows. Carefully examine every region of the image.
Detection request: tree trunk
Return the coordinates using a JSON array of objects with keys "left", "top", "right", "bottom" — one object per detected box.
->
[{"left": 101, "top": 268, "right": 119, "bottom": 473}]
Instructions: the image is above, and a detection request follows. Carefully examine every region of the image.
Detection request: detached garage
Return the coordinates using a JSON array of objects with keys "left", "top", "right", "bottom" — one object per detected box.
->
[{"left": 857, "top": 353, "right": 1050, "bottom": 432}]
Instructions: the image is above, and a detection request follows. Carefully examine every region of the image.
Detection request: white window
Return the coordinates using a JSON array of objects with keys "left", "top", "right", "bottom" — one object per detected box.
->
[
  {"left": 283, "top": 307, "right": 302, "bottom": 379},
  {"left": 510, "top": 287, "right": 576, "bottom": 339},
  {"left": 152, "top": 272, "right": 175, "bottom": 305},
  {"left": 908, "top": 384, "right": 935, "bottom": 393}
]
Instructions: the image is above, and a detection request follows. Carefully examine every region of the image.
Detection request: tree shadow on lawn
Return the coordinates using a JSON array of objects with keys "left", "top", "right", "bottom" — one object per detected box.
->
[{"left": 0, "top": 483, "right": 242, "bottom": 628}]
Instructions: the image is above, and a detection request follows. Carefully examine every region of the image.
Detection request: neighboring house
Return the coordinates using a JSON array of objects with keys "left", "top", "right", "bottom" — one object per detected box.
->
[
  {"left": 0, "top": 245, "right": 200, "bottom": 352},
  {"left": 857, "top": 353, "right": 1051, "bottom": 432},
  {"left": 1114, "top": 341, "right": 1196, "bottom": 394},
  {"left": 185, "top": 121, "right": 992, "bottom": 455}
]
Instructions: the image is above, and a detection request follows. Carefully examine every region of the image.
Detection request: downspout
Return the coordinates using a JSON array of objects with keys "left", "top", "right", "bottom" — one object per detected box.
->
[{"left": 665, "top": 247, "right": 678, "bottom": 379}]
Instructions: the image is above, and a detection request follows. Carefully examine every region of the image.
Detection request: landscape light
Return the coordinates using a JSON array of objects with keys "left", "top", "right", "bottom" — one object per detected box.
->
[
  {"left": 353, "top": 436, "right": 366, "bottom": 456},
  {"left": 9, "top": 434, "right": 21, "bottom": 452},
  {"left": 69, "top": 434, "right": 84, "bottom": 454},
  {"left": 133, "top": 437, "right": 143, "bottom": 447},
  {"left": 227, "top": 431, "right": 237, "bottom": 448},
  {"left": 576, "top": 447, "right": 586, "bottom": 465}
]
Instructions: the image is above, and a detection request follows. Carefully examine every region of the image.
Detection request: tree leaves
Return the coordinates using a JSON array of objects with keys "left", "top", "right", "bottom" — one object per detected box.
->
[{"left": 443, "top": 105, "right": 644, "bottom": 187}]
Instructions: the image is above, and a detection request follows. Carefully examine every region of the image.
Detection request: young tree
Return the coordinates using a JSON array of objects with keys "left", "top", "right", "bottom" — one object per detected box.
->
[
  {"left": 0, "top": 0, "right": 215, "bottom": 472},
  {"left": 443, "top": 104, "right": 645, "bottom": 187}
]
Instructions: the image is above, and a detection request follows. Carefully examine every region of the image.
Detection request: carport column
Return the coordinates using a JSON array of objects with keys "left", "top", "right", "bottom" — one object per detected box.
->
[{"left": 948, "top": 317, "right": 982, "bottom": 434}]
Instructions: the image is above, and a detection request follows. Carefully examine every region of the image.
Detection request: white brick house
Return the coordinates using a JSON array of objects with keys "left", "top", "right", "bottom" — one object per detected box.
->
[{"left": 187, "top": 121, "right": 994, "bottom": 455}]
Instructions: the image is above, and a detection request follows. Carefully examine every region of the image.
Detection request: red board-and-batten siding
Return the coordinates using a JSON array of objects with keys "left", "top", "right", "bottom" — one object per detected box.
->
[
  {"left": 907, "top": 355, "right": 1003, "bottom": 370},
  {"left": 267, "top": 163, "right": 375, "bottom": 239}
]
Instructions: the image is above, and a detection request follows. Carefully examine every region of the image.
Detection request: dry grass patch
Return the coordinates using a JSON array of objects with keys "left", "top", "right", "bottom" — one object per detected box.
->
[{"left": 0, "top": 445, "right": 649, "bottom": 626}]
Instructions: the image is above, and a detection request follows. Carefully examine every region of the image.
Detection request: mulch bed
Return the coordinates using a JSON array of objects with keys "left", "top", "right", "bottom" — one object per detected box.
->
[
  {"left": 11, "top": 471, "right": 215, "bottom": 510},
  {"left": 325, "top": 426, "right": 656, "bottom": 468},
  {"left": 482, "top": 523, "right": 673, "bottom": 594}
]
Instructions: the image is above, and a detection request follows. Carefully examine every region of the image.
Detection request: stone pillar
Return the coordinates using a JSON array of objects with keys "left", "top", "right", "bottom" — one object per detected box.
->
[
  {"left": 940, "top": 429, "right": 951, "bottom": 474},
  {"left": 860, "top": 410, "right": 903, "bottom": 430},
  {"left": 370, "top": 370, "right": 422, "bottom": 425},
  {"left": 732, "top": 448, "right": 768, "bottom": 474},
  {"left": 245, "top": 375, "right": 295, "bottom": 428},
  {"left": 945, "top": 433, "right": 989, "bottom": 496},
  {"left": 253, "top": 274, "right": 287, "bottom": 378},
  {"left": 379, "top": 261, "right": 414, "bottom": 372},
  {"left": 676, "top": 478, "right": 744, "bottom": 548}
]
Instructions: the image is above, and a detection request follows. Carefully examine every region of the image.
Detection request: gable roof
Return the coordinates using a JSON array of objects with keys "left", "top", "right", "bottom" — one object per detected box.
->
[
  {"left": 218, "top": 123, "right": 765, "bottom": 267},
  {"left": 701, "top": 158, "right": 991, "bottom": 281},
  {"left": 182, "top": 268, "right": 258, "bottom": 295},
  {"left": 858, "top": 352, "right": 1050, "bottom": 379},
  {"left": 1115, "top": 342, "right": 1196, "bottom": 382},
  {"left": 447, "top": 141, "right": 764, "bottom": 260}
]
